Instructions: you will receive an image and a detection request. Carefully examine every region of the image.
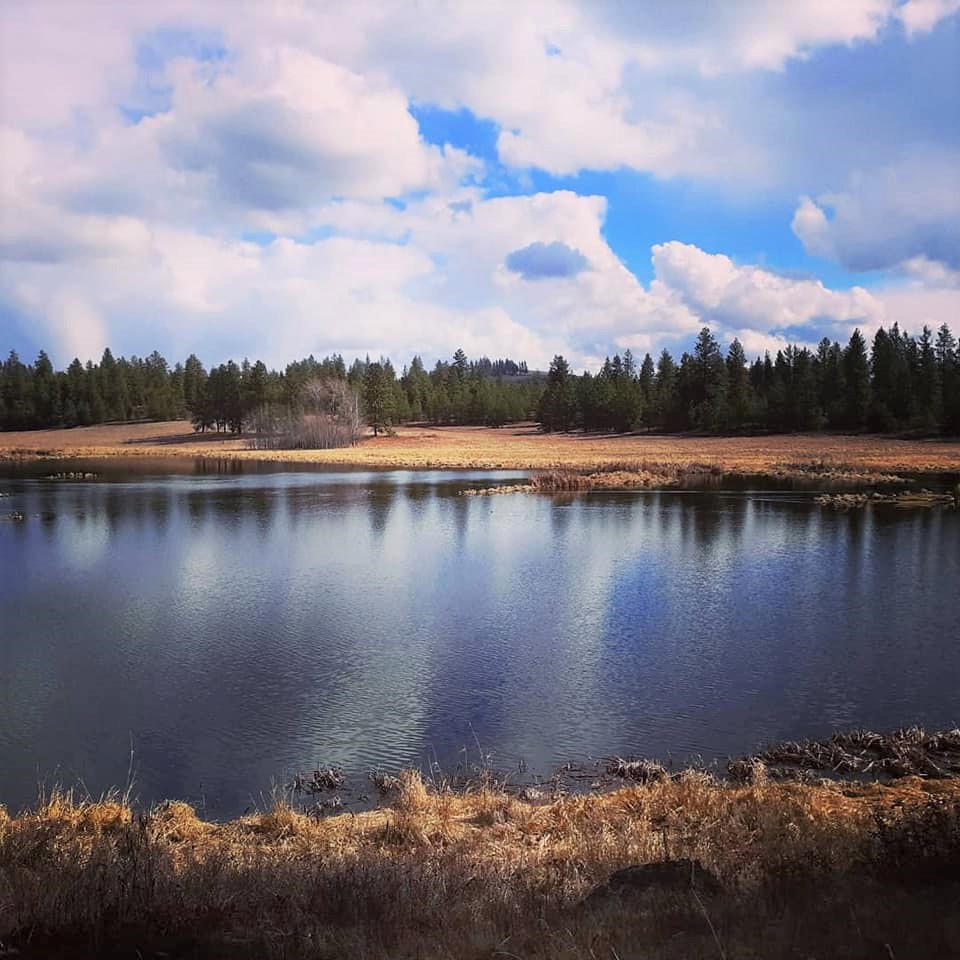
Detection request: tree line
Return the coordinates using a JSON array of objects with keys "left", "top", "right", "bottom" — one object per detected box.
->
[
  {"left": 539, "top": 324, "right": 960, "bottom": 436},
  {"left": 2, "top": 321, "right": 958, "bottom": 436},
  {"left": 0, "top": 347, "right": 542, "bottom": 434}
]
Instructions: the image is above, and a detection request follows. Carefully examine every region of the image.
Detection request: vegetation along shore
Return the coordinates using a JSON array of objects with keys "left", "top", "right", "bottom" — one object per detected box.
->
[
  {"left": 4, "top": 324, "right": 960, "bottom": 440},
  {"left": 3, "top": 326, "right": 959, "bottom": 490},
  {"left": 2, "top": 728, "right": 959, "bottom": 959},
  {"left": 2, "top": 421, "right": 960, "bottom": 480}
]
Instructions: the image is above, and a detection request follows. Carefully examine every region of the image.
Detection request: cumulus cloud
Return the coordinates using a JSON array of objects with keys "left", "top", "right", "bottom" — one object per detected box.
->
[
  {"left": 792, "top": 152, "right": 960, "bottom": 272},
  {"left": 896, "top": 0, "right": 960, "bottom": 36},
  {"left": 646, "top": 241, "right": 960, "bottom": 352},
  {"left": 589, "top": 0, "right": 894, "bottom": 73},
  {"left": 10, "top": 180, "right": 948, "bottom": 371},
  {"left": 898, "top": 256, "right": 960, "bottom": 288},
  {"left": 0, "top": 1, "right": 958, "bottom": 370},
  {"left": 5, "top": 0, "right": 951, "bottom": 187},
  {"left": 154, "top": 51, "right": 447, "bottom": 211},
  {"left": 505, "top": 242, "right": 589, "bottom": 280},
  {"left": 649, "top": 241, "right": 881, "bottom": 342}
]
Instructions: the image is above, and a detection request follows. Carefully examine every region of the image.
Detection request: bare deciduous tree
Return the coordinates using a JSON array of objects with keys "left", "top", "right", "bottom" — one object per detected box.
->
[{"left": 249, "top": 378, "right": 363, "bottom": 449}]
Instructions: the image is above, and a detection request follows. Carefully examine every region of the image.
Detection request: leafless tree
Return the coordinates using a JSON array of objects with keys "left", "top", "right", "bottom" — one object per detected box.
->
[{"left": 249, "top": 378, "right": 363, "bottom": 449}]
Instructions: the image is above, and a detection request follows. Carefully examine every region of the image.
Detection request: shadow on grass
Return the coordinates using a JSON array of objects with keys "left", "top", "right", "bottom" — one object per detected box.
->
[{"left": 121, "top": 432, "right": 245, "bottom": 446}]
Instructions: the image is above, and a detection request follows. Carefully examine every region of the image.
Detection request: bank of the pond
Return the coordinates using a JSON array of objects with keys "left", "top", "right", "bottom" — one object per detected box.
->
[
  {"left": 461, "top": 460, "right": 952, "bottom": 496},
  {"left": 2, "top": 763, "right": 958, "bottom": 960},
  {"left": 2, "top": 421, "right": 960, "bottom": 480}
]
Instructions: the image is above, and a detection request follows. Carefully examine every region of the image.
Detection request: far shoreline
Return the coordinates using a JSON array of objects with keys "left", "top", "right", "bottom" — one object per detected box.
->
[{"left": 2, "top": 420, "right": 960, "bottom": 480}]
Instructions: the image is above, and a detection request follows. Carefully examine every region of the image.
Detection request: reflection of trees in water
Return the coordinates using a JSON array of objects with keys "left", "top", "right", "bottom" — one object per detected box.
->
[
  {"left": 549, "top": 495, "right": 575, "bottom": 535},
  {"left": 247, "top": 488, "right": 273, "bottom": 533},
  {"left": 366, "top": 489, "right": 394, "bottom": 537},
  {"left": 641, "top": 492, "right": 750, "bottom": 560},
  {"left": 449, "top": 488, "right": 471, "bottom": 543},
  {"left": 209, "top": 490, "right": 248, "bottom": 525},
  {"left": 148, "top": 492, "right": 171, "bottom": 532},
  {"left": 283, "top": 483, "right": 368, "bottom": 523},
  {"left": 5, "top": 477, "right": 959, "bottom": 818},
  {"left": 402, "top": 482, "right": 435, "bottom": 505},
  {"left": 129, "top": 491, "right": 147, "bottom": 528},
  {"left": 835, "top": 506, "right": 869, "bottom": 555},
  {"left": 186, "top": 491, "right": 208, "bottom": 526},
  {"left": 104, "top": 488, "right": 126, "bottom": 530},
  {"left": 106, "top": 481, "right": 279, "bottom": 537},
  {"left": 193, "top": 458, "right": 246, "bottom": 476}
]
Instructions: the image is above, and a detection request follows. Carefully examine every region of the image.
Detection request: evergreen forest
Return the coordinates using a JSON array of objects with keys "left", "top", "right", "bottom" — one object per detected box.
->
[{"left": 2, "top": 324, "right": 958, "bottom": 437}]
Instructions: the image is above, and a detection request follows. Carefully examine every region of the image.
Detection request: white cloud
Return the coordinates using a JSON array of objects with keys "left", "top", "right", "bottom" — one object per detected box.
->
[
  {"left": 1, "top": 1, "right": 957, "bottom": 369},
  {"left": 589, "top": 0, "right": 894, "bottom": 73},
  {"left": 895, "top": 0, "right": 960, "bottom": 36},
  {"left": 649, "top": 241, "right": 882, "bottom": 342},
  {"left": 154, "top": 49, "right": 449, "bottom": 210},
  {"left": 898, "top": 256, "right": 960, "bottom": 288},
  {"left": 791, "top": 197, "right": 834, "bottom": 259},
  {"left": 11, "top": 182, "right": 949, "bottom": 370},
  {"left": 3, "top": 0, "right": 947, "bottom": 187},
  {"left": 872, "top": 280, "right": 960, "bottom": 332},
  {"left": 791, "top": 152, "right": 960, "bottom": 272}
]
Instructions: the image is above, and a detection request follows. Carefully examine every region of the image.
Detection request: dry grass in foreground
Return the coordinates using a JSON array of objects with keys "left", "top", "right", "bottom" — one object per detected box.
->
[
  {"left": 2, "top": 771, "right": 959, "bottom": 959},
  {"left": 2, "top": 420, "right": 960, "bottom": 477}
]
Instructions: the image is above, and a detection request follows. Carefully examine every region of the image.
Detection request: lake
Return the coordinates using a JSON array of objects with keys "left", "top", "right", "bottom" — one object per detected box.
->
[{"left": 1, "top": 461, "right": 958, "bottom": 818}]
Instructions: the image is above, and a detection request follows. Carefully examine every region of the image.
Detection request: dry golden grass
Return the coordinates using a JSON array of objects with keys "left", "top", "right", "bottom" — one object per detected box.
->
[
  {"left": 2, "top": 773, "right": 959, "bottom": 958},
  {"left": 2, "top": 420, "right": 960, "bottom": 477}
]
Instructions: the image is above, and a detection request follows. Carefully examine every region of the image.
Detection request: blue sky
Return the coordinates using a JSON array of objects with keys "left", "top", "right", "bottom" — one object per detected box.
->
[{"left": 1, "top": 0, "right": 958, "bottom": 371}]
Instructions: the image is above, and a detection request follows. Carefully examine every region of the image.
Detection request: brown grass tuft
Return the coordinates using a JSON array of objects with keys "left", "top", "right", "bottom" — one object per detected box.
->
[
  {"left": 1, "top": 772, "right": 959, "bottom": 958},
  {"left": 34, "top": 788, "right": 133, "bottom": 832},
  {"left": 394, "top": 769, "right": 431, "bottom": 815}
]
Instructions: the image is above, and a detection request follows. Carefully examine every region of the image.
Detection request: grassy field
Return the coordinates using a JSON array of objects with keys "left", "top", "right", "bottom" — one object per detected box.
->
[
  {"left": 2, "top": 420, "right": 960, "bottom": 476},
  {"left": 1, "top": 771, "right": 958, "bottom": 959}
]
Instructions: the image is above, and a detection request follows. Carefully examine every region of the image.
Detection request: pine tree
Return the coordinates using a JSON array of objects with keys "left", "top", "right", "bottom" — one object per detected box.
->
[
  {"left": 724, "top": 338, "right": 751, "bottom": 430},
  {"left": 816, "top": 338, "right": 845, "bottom": 428},
  {"left": 870, "top": 327, "right": 897, "bottom": 431},
  {"left": 843, "top": 329, "right": 870, "bottom": 429},
  {"left": 655, "top": 349, "right": 679, "bottom": 429},
  {"left": 452, "top": 348, "right": 468, "bottom": 381},
  {"left": 33, "top": 351, "right": 59, "bottom": 426},
  {"left": 691, "top": 328, "right": 727, "bottom": 431},
  {"left": 936, "top": 324, "right": 959, "bottom": 434},
  {"left": 183, "top": 354, "right": 206, "bottom": 416},
  {"left": 915, "top": 326, "right": 940, "bottom": 430},
  {"left": 638, "top": 353, "right": 656, "bottom": 425},
  {"left": 538, "top": 355, "right": 578, "bottom": 432},
  {"left": 363, "top": 362, "right": 393, "bottom": 436},
  {"left": 85, "top": 360, "right": 107, "bottom": 424}
]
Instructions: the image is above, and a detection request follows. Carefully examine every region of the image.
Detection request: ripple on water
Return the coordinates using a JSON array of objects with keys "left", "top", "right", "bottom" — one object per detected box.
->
[{"left": 0, "top": 470, "right": 957, "bottom": 817}]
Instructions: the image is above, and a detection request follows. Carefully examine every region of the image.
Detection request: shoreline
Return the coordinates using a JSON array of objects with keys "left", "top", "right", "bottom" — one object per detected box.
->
[
  {"left": 2, "top": 421, "right": 959, "bottom": 482},
  {"left": 2, "top": 753, "right": 958, "bottom": 959}
]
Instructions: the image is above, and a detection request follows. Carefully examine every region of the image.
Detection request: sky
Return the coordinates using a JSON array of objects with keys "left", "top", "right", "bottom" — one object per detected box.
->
[{"left": 0, "top": 0, "right": 958, "bottom": 372}]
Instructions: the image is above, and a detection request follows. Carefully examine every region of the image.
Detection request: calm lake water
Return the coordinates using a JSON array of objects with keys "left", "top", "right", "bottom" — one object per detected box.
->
[{"left": 1, "top": 461, "right": 958, "bottom": 817}]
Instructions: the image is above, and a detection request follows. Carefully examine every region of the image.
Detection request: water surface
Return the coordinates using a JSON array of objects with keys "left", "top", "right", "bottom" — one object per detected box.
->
[{"left": 1, "top": 463, "right": 958, "bottom": 817}]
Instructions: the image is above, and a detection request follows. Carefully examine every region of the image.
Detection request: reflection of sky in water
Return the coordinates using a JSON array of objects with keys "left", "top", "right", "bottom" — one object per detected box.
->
[{"left": 0, "top": 468, "right": 958, "bottom": 817}]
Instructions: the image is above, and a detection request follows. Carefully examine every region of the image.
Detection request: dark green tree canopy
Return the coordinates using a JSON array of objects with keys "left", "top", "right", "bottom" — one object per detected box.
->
[{"left": 3, "top": 324, "right": 958, "bottom": 436}]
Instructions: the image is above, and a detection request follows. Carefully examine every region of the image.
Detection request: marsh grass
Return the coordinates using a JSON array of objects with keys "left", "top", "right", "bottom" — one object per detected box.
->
[
  {"left": 753, "top": 726, "right": 960, "bottom": 777},
  {"left": 774, "top": 459, "right": 908, "bottom": 484},
  {"left": 2, "top": 772, "right": 959, "bottom": 958},
  {"left": 3, "top": 422, "right": 959, "bottom": 478},
  {"left": 529, "top": 460, "right": 723, "bottom": 492}
]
